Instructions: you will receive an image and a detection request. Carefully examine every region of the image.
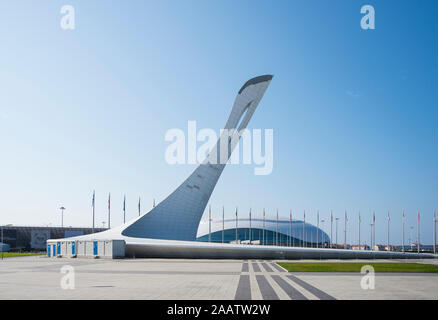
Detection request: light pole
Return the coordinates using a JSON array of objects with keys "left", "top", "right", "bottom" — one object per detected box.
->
[
  {"left": 370, "top": 224, "right": 373, "bottom": 250},
  {"left": 59, "top": 207, "right": 66, "bottom": 228},
  {"left": 1, "top": 225, "right": 12, "bottom": 260},
  {"left": 335, "top": 217, "right": 339, "bottom": 248}
]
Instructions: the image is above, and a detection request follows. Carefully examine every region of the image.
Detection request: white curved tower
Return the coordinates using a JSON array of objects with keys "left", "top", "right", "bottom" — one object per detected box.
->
[
  {"left": 48, "top": 75, "right": 435, "bottom": 260},
  {"left": 121, "top": 75, "right": 273, "bottom": 241}
]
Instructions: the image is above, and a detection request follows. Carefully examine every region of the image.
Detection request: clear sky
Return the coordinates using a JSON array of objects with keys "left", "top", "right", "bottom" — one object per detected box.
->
[{"left": 0, "top": 1, "right": 437, "bottom": 246}]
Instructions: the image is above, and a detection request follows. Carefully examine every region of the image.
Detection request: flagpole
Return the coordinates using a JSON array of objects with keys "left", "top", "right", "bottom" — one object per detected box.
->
[
  {"left": 372, "top": 212, "right": 375, "bottom": 251},
  {"left": 316, "top": 210, "right": 319, "bottom": 248},
  {"left": 434, "top": 210, "right": 437, "bottom": 255},
  {"left": 138, "top": 197, "right": 141, "bottom": 217},
  {"left": 123, "top": 195, "right": 126, "bottom": 224},
  {"left": 235, "top": 207, "right": 238, "bottom": 243},
  {"left": 92, "top": 190, "right": 95, "bottom": 233},
  {"left": 222, "top": 206, "right": 224, "bottom": 244},
  {"left": 387, "top": 211, "right": 390, "bottom": 251},
  {"left": 208, "top": 205, "right": 211, "bottom": 243},
  {"left": 417, "top": 211, "right": 420, "bottom": 253},
  {"left": 263, "top": 208, "right": 265, "bottom": 245},
  {"left": 303, "top": 210, "right": 305, "bottom": 248},
  {"left": 344, "top": 211, "right": 347, "bottom": 249},
  {"left": 249, "top": 208, "right": 252, "bottom": 244},
  {"left": 358, "top": 211, "right": 361, "bottom": 249},
  {"left": 276, "top": 209, "right": 279, "bottom": 246},
  {"left": 402, "top": 211, "right": 405, "bottom": 253},
  {"left": 330, "top": 210, "right": 333, "bottom": 248},
  {"left": 108, "top": 193, "right": 111, "bottom": 229},
  {"left": 290, "top": 210, "right": 292, "bottom": 247}
]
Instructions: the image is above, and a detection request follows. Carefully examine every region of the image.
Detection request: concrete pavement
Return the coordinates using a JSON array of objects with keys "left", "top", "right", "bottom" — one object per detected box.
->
[{"left": 0, "top": 256, "right": 437, "bottom": 299}]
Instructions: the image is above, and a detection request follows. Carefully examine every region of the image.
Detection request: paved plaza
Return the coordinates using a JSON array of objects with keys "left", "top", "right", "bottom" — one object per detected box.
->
[{"left": 0, "top": 256, "right": 437, "bottom": 299}]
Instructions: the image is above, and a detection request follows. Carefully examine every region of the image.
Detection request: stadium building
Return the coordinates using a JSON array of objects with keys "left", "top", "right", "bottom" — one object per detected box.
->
[{"left": 196, "top": 218, "right": 330, "bottom": 247}]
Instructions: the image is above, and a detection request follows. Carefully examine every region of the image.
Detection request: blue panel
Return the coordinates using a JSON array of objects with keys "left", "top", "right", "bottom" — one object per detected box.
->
[
  {"left": 72, "top": 242, "right": 75, "bottom": 255},
  {"left": 93, "top": 241, "right": 98, "bottom": 255},
  {"left": 47, "top": 245, "right": 50, "bottom": 257},
  {"left": 53, "top": 244, "right": 56, "bottom": 256},
  {"left": 57, "top": 242, "right": 60, "bottom": 255}
]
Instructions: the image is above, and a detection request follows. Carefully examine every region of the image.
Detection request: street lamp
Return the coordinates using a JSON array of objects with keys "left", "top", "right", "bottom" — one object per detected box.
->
[
  {"left": 59, "top": 207, "right": 66, "bottom": 228},
  {"left": 335, "top": 217, "right": 340, "bottom": 247}
]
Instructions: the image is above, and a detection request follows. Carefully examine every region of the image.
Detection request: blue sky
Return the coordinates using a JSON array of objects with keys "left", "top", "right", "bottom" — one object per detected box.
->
[{"left": 0, "top": 1, "right": 437, "bottom": 246}]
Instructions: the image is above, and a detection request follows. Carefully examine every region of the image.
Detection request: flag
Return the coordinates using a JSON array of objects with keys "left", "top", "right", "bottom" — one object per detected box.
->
[
  {"left": 92, "top": 190, "right": 95, "bottom": 208},
  {"left": 123, "top": 195, "right": 126, "bottom": 211},
  {"left": 331, "top": 212, "right": 333, "bottom": 222},
  {"left": 387, "top": 212, "right": 390, "bottom": 221},
  {"left": 209, "top": 205, "right": 211, "bottom": 220},
  {"left": 402, "top": 211, "right": 405, "bottom": 221},
  {"left": 138, "top": 197, "right": 141, "bottom": 215},
  {"left": 108, "top": 193, "right": 110, "bottom": 210},
  {"left": 235, "top": 207, "right": 238, "bottom": 217},
  {"left": 345, "top": 211, "right": 348, "bottom": 222},
  {"left": 359, "top": 212, "right": 361, "bottom": 224},
  {"left": 373, "top": 212, "right": 375, "bottom": 223},
  {"left": 418, "top": 212, "right": 420, "bottom": 222}
]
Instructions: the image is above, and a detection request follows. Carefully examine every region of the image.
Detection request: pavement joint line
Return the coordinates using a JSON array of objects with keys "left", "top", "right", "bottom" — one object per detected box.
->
[
  {"left": 286, "top": 274, "right": 336, "bottom": 300},
  {"left": 271, "top": 262, "right": 287, "bottom": 272},
  {"left": 264, "top": 273, "right": 290, "bottom": 300},
  {"left": 252, "top": 262, "right": 261, "bottom": 272},
  {"left": 271, "top": 275, "right": 308, "bottom": 300},
  {"left": 261, "top": 262, "right": 273, "bottom": 273},
  {"left": 234, "top": 274, "right": 251, "bottom": 300},
  {"left": 255, "top": 274, "right": 279, "bottom": 300}
]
